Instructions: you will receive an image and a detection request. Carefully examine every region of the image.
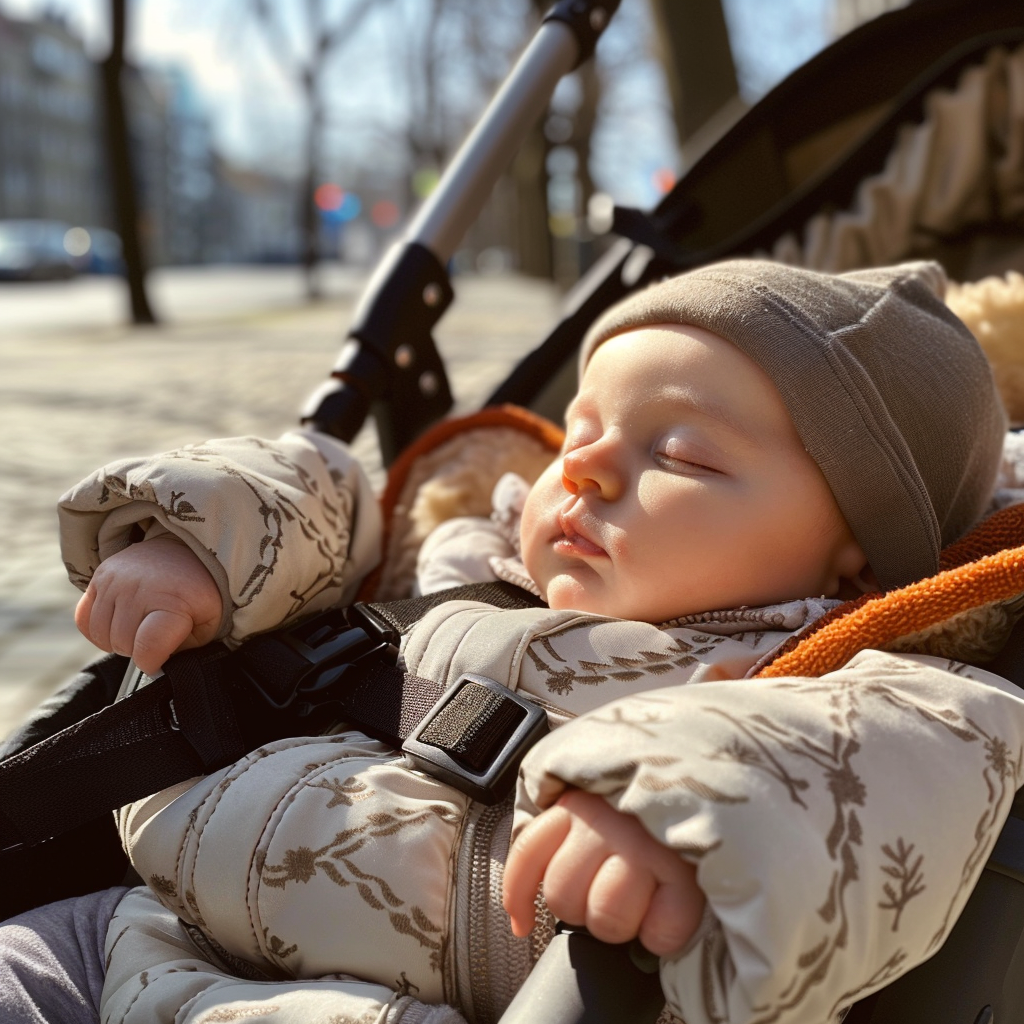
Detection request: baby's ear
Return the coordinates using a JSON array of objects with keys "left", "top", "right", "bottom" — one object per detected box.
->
[
  {"left": 833, "top": 539, "right": 879, "bottom": 599},
  {"left": 843, "top": 563, "right": 881, "bottom": 596}
]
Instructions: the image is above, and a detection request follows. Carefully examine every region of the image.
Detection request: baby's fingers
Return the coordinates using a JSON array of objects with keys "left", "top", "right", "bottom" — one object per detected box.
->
[
  {"left": 638, "top": 861, "right": 705, "bottom": 957},
  {"left": 132, "top": 609, "right": 195, "bottom": 676},
  {"left": 584, "top": 854, "right": 655, "bottom": 946},
  {"left": 76, "top": 580, "right": 119, "bottom": 654},
  {"left": 503, "top": 806, "right": 573, "bottom": 937},
  {"left": 74, "top": 585, "right": 100, "bottom": 645}
]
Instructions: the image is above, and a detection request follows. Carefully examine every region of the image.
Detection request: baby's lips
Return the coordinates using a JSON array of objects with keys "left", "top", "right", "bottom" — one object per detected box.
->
[
  {"left": 555, "top": 510, "right": 607, "bottom": 556},
  {"left": 562, "top": 531, "right": 606, "bottom": 557}
]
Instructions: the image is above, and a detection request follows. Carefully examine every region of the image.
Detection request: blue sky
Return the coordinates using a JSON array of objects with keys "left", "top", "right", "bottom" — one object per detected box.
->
[{"left": 0, "top": 0, "right": 838, "bottom": 206}]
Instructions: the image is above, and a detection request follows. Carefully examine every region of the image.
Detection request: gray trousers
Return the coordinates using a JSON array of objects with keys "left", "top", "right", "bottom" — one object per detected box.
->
[{"left": 0, "top": 887, "right": 129, "bottom": 1024}]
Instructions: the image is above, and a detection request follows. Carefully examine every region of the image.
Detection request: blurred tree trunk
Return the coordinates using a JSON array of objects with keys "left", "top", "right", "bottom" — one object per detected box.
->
[
  {"left": 299, "top": 50, "right": 324, "bottom": 299},
  {"left": 571, "top": 59, "right": 599, "bottom": 213},
  {"left": 511, "top": 123, "right": 552, "bottom": 278},
  {"left": 561, "top": 55, "right": 600, "bottom": 283},
  {"left": 648, "top": 0, "right": 739, "bottom": 147},
  {"left": 516, "top": 1, "right": 602, "bottom": 283},
  {"left": 401, "top": 0, "right": 448, "bottom": 215},
  {"left": 100, "top": 0, "right": 156, "bottom": 324},
  {"left": 251, "top": 0, "right": 380, "bottom": 301}
]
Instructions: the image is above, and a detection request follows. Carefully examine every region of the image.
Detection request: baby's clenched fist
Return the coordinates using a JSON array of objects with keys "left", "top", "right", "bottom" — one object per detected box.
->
[
  {"left": 75, "top": 535, "right": 223, "bottom": 675},
  {"left": 502, "top": 788, "right": 705, "bottom": 957}
]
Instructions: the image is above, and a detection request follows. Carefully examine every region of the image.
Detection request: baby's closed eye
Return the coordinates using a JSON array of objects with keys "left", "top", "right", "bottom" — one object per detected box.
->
[{"left": 653, "top": 434, "right": 723, "bottom": 475}]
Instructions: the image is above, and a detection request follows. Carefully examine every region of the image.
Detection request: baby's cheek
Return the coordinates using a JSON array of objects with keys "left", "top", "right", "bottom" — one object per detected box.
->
[
  {"left": 518, "top": 493, "right": 549, "bottom": 576},
  {"left": 520, "top": 546, "right": 550, "bottom": 603}
]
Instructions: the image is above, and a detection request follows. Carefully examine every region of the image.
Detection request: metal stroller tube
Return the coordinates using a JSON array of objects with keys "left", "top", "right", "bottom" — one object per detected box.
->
[
  {"left": 405, "top": 21, "right": 580, "bottom": 262},
  {"left": 302, "top": 1, "right": 620, "bottom": 464},
  {"left": 497, "top": 926, "right": 665, "bottom": 1024}
]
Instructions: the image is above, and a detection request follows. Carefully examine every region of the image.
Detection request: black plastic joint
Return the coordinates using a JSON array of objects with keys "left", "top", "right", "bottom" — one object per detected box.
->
[
  {"left": 345, "top": 242, "right": 454, "bottom": 364},
  {"left": 340, "top": 241, "right": 455, "bottom": 463},
  {"left": 543, "top": 0, "right": 621, "bottom": 67}
]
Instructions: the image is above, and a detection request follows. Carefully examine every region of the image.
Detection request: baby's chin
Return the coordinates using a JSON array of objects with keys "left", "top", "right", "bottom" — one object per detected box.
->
[
  {"left": 542, "top": 574, "right": 734, "bottom": 624},
  {"left": 533, "top": 563, "right": 694, "bottom": 622},
  {"left": 541, "top": 575, "right": 610, "bottom": 616},
  {"left": 541, "top": 575, "right": 650, "bottom": 620}
]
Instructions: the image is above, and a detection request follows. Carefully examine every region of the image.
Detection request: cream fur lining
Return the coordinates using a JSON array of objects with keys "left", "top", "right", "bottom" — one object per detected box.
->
[{"left": 375, "top": 426, "right": 556, "bottom": 601}]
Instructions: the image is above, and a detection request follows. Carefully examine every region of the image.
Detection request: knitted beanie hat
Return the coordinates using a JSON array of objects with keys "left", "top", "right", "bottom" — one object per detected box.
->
[{"left": 580, "top": 259, "right": 1007, "bottom": 591}]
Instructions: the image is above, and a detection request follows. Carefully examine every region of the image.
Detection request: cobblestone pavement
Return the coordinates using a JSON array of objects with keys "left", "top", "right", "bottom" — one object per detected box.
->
[{"left": 0, "top": 268, "right": 560, "bottom": 740}]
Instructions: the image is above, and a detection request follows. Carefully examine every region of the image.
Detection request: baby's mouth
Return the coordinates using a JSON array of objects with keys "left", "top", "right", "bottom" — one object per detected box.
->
[{"left": 555, "top": 511, "right": 607, "bottom": 557}]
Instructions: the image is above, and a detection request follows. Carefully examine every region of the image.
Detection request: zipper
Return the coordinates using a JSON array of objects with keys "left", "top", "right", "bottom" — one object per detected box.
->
[{"left": 452, "top": 795, "right": 538, "bottom": 1024}]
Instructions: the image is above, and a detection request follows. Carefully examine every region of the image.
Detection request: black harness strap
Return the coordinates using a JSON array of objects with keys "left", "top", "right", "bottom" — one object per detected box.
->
[
  {"left": 0, "top": 581, "right": 545, "bottom": 854},
  {"left": 363, "top": 580, "right": 548, "bottom": 633}
]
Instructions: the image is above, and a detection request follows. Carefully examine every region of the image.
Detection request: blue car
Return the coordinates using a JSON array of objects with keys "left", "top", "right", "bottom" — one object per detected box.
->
[{"left": 0, "top": 220, "right": 78, "bottom": 281}]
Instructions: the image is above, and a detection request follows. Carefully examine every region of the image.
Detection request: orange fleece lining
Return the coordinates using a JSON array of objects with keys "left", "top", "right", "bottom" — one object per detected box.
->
[{"left": 757, "top": 504, "right": 1024, "bottom": 678}]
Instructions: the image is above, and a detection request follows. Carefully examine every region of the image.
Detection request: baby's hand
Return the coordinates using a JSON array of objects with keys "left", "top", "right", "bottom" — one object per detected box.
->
[
  {"left": 503, "top": 788, "right": 705, "bottom": 957},
  {"left": 75, "top": 535, "right": 223, "bottom": 676}
]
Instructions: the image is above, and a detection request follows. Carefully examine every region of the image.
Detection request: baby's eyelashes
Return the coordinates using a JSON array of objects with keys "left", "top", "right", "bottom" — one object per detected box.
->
[
  {"left": 653, "top": 451, "right": 718, "bottom": 474},
  {"left": 653, "top": 436, "right": 722, "bottom": 475}
]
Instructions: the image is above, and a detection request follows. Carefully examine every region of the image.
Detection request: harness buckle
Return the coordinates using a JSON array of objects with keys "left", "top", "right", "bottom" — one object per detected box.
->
[
  {"left": 402, "top": 674, "right": 549, "bottom": 804},
  {"left": 239, "top": 603, "right": 400, "bottom": 717}
]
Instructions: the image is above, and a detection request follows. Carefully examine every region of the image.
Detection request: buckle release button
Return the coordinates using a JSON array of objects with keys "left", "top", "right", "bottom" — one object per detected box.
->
[
  {"left": 403, "top": 674, "right": 548, "bottom": 804},
  {"left": 418, "top": 679, "right": 527, "bottom": 772}
]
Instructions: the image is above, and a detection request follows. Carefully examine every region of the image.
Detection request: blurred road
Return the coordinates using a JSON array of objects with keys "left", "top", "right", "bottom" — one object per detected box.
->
[
  {"left": 0, "top": 265, "right": 560, "bottom": 739},
  {"left": 0, "top": 264, "right": 366, "bottom": 333}
]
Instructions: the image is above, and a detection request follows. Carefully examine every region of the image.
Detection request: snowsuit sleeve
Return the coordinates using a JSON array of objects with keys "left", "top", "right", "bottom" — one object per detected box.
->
[
  {"left": 56, "top": 429, "right": 382, "bottom": 645},
  {"left": 102, "top": 886, "right": 467, "bottom": 1024},
  {"left": 512, "top": 648, "right": 1024, "bottom": 1024}
]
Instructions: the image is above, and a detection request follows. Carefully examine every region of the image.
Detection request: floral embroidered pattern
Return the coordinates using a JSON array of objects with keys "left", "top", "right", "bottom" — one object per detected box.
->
[
  {"left": 525, "top": 621, "right": 725, "bottom": 696},
  {"left": 264, "top": 929, "right": 298, "bottom": 960},
  {"left": 878, "top": 839, "right": 926, "bottom": 931},
  {"left": 520, "top": 659, "right": 1023, "bottom": 1024},
  {"left": 261, "top": 781, "right": 456, "bottom": 974},
  {"left": 60, "top": 435, "right": 360, "bottom": 634}
]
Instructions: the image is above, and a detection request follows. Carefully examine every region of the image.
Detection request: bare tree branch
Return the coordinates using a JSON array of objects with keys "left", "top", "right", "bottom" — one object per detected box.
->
[
  {"left": 243, "top": 0, "right": 390, "bottom": 298},
  {"left": 249, "top": 0, "right": 303, "bottom": 83},
  {"left": 319, "top": 0, "right": 379, "bottom": 55}
]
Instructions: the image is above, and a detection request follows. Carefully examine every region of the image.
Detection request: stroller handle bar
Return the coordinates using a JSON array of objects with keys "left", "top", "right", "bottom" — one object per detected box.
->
[
  {"left": 301, "top": 0, "right": 620, "bottom": 464},
  {"left": 407, "top": 2, "right": 611, "bottom": 261}
]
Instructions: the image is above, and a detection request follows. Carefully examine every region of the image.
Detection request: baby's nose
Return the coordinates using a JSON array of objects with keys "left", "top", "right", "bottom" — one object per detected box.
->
[{"left": 561, "top": 444, "right": 618, "bottom": 498}]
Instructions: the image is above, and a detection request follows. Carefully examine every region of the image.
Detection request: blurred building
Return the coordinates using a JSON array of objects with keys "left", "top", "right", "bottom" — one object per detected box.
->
[
  {"left": 122, "top": 65, "right": 220, "bottom": 266},
  {"left": 210, "top": 159, "right": 301, "bottom": 264},
  {"left": 121, "top": 64, "right": 168, "bottom": 264},
  {"left": 0, "top": 8, "right": 303, "bottom": 268},
  {"left": 140, "top": 66, "right": 219, "bottom": 264},
  {"left": 0, "top": 10, "right": 106, "bottom": 227}
]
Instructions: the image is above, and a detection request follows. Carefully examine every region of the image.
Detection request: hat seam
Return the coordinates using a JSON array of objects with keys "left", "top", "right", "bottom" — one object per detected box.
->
[{"left": 752, "top": 285, "right": 941, "bottom": 583}]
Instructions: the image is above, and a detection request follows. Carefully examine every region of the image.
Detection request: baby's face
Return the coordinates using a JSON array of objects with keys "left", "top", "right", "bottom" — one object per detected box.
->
[{"left": 520, "top": 324, "right": 866, "bottom": 623}]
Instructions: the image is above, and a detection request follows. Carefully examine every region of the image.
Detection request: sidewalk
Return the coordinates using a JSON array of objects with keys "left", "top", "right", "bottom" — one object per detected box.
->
[{"left": 0, "top": 269, "right": 561, "bottom": 740}]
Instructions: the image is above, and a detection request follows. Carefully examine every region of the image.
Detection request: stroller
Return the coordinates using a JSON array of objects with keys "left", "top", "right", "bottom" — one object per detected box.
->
[{"left": 4, "top": 0, "right": 1024, "bottom": 1021}]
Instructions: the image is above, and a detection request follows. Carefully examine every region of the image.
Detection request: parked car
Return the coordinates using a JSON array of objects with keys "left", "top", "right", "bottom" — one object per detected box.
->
[
  {"left": 63, "top": 226, "right": 124, "bottom": 275},
  {"left": 0, "top": 220, "right": 78, "bottom": 281}
]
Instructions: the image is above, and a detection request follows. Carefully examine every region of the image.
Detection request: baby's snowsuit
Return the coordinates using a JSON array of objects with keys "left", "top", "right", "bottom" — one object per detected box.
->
[{"left": 49, "top": 427, "right": 1024, "bottom": 1024}]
